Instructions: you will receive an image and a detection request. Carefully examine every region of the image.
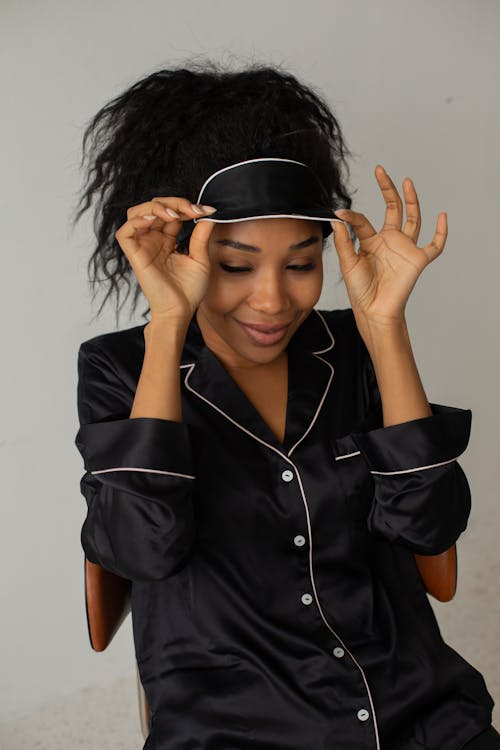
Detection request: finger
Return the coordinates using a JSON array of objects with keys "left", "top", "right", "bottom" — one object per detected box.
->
[
  {"left": 147, "top": 199, "right": 217, "bottom": 243},
  {"left": 330, "top": 219, "right": 358, "bottom": 269},
  {"left": 375, "top": 164, "right": 404, "bottom": 231},
  {"left": 186, "top": 218, "right": 217, "bottom": 266},
  {"left": 128, "top": 200, "right": 203, "bottom": 249},
  {"left": 125, "top": 207, "right": 176, "bottom": 241},
  {"left": 134, "top": 215, "right": 158, "bottom": 238},
  {"left": 420, "top": 212, "right": 448, "bottom": 263},
  {"left": 115, "top": 216, "right": 158, "bottom": 260},
  {"left": 402, "top": 177, "right": 421, "bottom": 242},
  {"left": 137, "top": 203, "right": 181, "bottom": 247},
  {"left": 127, "top": 198, "right": 190, "bottom": 225},
  {"left": 150, "top": 197, "right": 217, "bottom": 218},
  {"left": 333, "top": 209, "right": 377, "bottom": 242}
]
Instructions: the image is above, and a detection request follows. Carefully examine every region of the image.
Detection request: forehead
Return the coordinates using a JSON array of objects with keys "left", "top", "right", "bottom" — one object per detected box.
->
[{"left": 210, "top": 217, "right": 323, "bottom": 242}]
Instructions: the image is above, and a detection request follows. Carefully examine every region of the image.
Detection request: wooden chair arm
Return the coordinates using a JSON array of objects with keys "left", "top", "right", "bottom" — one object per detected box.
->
[
  {"left": 413, "top": 544, "right": 457, "bottom": 602},
  {"left": 84, "top": 558, "right": 131, "bottom": 652}
]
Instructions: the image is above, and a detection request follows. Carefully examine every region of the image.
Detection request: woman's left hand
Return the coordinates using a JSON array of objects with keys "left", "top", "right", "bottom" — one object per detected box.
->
[{"left": 331, "top": 164, "right": 447, "bottom": 327}]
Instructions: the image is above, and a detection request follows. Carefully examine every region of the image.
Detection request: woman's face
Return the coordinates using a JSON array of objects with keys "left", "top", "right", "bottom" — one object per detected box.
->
[{"left": 196, "top": 217, "right": 324, "bottom": 369}]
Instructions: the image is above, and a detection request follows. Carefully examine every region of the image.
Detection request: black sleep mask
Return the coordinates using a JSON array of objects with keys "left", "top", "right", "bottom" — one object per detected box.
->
[{"left": 176, "top": 157, "right": 346, "bottom": 246}]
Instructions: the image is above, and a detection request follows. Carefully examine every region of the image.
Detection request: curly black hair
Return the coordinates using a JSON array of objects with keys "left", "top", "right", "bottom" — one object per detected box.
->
[{"left": 70, "top": 56, "right": 356, "bottom": 325}]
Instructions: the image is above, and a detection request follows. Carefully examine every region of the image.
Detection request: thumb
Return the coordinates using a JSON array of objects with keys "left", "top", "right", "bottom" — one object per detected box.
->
[
  {"left": 331, "top": 218, "right": 357, "bottom": 270},
  {"left": 186, "top": 219, "right": 216, "bottom": 266}
]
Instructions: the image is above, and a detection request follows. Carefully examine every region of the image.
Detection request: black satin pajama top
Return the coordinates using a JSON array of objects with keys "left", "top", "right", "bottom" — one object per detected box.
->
[{"left": 74, "top": 307, "right": 495, "bottom": 750}]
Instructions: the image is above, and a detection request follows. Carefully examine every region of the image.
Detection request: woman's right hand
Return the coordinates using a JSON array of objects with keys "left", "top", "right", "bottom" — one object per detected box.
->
[{"left": 115, "top": 197, "right": 217, "bottom": 322}]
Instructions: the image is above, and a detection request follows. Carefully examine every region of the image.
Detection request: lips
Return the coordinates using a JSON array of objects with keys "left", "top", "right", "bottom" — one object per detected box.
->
[
  {"left": 236, "top": 321, "right": 291, "bottom": 333},
  {"left": 235, "top": 319, "right": 291, "bottom": 346}
]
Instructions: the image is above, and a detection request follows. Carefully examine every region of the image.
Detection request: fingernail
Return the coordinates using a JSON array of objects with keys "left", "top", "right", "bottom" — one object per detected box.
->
[
  {"left": 333, "top": 209, "right": 347, "bottom": 216},
  {"left": 166, "top": 208, "right": 180, "bottom": 218},
  {"left": 190, "top": 204, "right": 204, "bottom": 214},
  {"left": 201, "top": 205, "right": 217, "bottom": 213}
]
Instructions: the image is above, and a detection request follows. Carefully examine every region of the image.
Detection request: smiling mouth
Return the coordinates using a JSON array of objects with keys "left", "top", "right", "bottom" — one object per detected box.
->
[
  {"left": 235, "top": 320, "right": 292, "bottom": 333},
  {"left": 235, "top": 319, "right": 292, "bottom": 346}
]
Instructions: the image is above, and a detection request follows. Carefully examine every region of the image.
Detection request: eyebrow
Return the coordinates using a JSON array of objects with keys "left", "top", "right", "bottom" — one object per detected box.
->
[{"left": 214, "top": 235, "right": 321, "bottom": 253}]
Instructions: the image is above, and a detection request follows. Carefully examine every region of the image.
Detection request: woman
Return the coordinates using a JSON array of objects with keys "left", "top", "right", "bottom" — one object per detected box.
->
[{"left": 73, "top": 60, "right": 498, "bottom": 749}]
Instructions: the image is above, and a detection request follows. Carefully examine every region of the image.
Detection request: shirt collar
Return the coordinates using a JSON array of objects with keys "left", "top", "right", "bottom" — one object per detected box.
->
[
  {"left": 181, "top": 308, "right": 335, "bottom": 457},
  {"left": 181, "top": 307, "right": 334, "bottom": 365}
]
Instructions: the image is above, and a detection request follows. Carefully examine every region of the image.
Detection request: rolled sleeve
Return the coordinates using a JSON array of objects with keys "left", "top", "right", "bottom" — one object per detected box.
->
[
  {"left": 74, "top": 340, "right": 197, "bottom": 582},
  {"left": 351, "top": 403, "right": 471, "bottom": 474},
  {"left": 76, "top": 417, "right": 196, "bottom": 490},
  {"left": 351, "top": 403, "right": 472, "bottom": 555}
]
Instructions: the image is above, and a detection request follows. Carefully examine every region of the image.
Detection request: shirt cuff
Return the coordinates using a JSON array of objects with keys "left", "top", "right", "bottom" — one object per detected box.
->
[
  {"left": 349, "top": 403, "right": 472, "bottom": 475},
  {"left": 75, "top": 417, "right": 195, "bottom": 479}
]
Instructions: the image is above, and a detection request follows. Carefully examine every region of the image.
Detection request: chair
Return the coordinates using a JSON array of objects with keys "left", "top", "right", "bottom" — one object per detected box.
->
[
  {"left": 84, "top": 559, "right": 151, "bottom": 739},
  {"left": 84, "top": 546, "right": 457, "bottom": 742}
]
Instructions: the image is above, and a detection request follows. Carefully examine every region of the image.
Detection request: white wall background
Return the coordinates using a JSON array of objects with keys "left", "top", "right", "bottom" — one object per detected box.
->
[{"left": 1, "top": 0, "right": 499, "bottom": 745}]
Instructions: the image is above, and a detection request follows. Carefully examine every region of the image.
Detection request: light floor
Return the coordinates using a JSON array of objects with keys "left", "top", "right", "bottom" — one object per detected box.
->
[{"left": 0, "top": 675, "right": 144, "bottom": 750}]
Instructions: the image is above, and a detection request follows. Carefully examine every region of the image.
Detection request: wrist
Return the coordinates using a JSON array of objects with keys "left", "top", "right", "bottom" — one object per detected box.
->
[
  {"left": 353, "top": 307, "right": 407, "bottom": 346},
  {"left": 363, "top": 318, "right": 411, "bottom": 370},
  {"left": 145, "top": 316, "right": 190, "bottom": 350}
]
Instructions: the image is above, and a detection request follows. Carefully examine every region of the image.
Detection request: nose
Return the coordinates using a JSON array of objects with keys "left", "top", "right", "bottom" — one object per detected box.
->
[{"left": 247, "top": 269, "right": 291, "bottom": 315}]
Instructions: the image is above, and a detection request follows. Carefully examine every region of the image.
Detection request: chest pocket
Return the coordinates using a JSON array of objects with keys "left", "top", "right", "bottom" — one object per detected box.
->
[{"left": 332, "top": 434, "right": 374, "bottom": 521}]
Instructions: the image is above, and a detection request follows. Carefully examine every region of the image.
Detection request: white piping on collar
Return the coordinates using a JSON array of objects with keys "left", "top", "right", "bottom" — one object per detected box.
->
[
  {"left": 181, "top": 309, "right": 335, "bottom": 460},
  {"left": 287, "top": 309, "right": 334, "bottom": 456},
  {"left": 310, "top": 309, "right": 335, "bottom": 355},
  {"left": 181, "top": 309, "right": 381, "bottom": 750}
]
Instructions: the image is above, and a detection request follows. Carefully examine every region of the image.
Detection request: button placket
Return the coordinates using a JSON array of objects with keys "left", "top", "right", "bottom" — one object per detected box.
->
[
  {"left": 279, "top": 466, "right": 311, "bottom": 612},
  {"left": 276, "top": 459, "right": 378, "bottom": 741}
]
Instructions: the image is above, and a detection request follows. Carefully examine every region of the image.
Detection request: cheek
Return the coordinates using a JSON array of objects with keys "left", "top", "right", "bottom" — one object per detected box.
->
[
  {"left": 202, "top": 271, "right": 246, "bottom": 312},
  {"left": 294, "top": 266, "right": 323, "bottom": 306}
]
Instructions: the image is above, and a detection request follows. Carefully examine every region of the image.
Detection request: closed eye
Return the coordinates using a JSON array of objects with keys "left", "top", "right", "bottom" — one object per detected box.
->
[{"left": 219, "top": 262, "right": 316, "bottom": 273}]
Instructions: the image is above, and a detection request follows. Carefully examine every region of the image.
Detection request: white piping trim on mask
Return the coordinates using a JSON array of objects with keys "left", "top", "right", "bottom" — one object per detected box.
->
[
  {"left": 195, "top": 157, "right": 310, "bottom": 201},
  {"left": 193, "top": 214, "right": 345, "bottom": 226},
  {"left": 90, "top": 467, "right": 196, "bottom": 479}
]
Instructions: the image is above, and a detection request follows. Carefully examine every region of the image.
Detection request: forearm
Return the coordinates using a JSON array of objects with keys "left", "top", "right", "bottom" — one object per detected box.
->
[
  {"left": 362, "top": 317, "right": 433, "bottom": 428},
  {"left": 130, "top": 317, "right": 189, "bottom": 421}
]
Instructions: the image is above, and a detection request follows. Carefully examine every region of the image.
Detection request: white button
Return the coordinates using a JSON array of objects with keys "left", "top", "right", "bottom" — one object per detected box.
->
[
  {"left": 357, "top": 708, "right": 370, "bottom": 721},
  {"left": 294, "top": 535, "right": 306, "bottom": 547},
  {"left": 281, "top": 469, "right": 294, "bottom": 482},
  {"left": 333, "top": 647, "right": 344, "bottom": 658},
  {"left": 301, "top": 593, "right": 313, "bottom": 605}
]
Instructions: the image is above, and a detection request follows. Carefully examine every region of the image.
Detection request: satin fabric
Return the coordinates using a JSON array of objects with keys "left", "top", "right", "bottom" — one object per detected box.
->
[
  {"left": 462, "top": 727, "right": 500, "bottom": 749},
  {"left": 75, "top": 308, "right": 495, "bottom": 750},
  {"left": 177, "top": 158, "right": 344, "bottom": 245}
]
